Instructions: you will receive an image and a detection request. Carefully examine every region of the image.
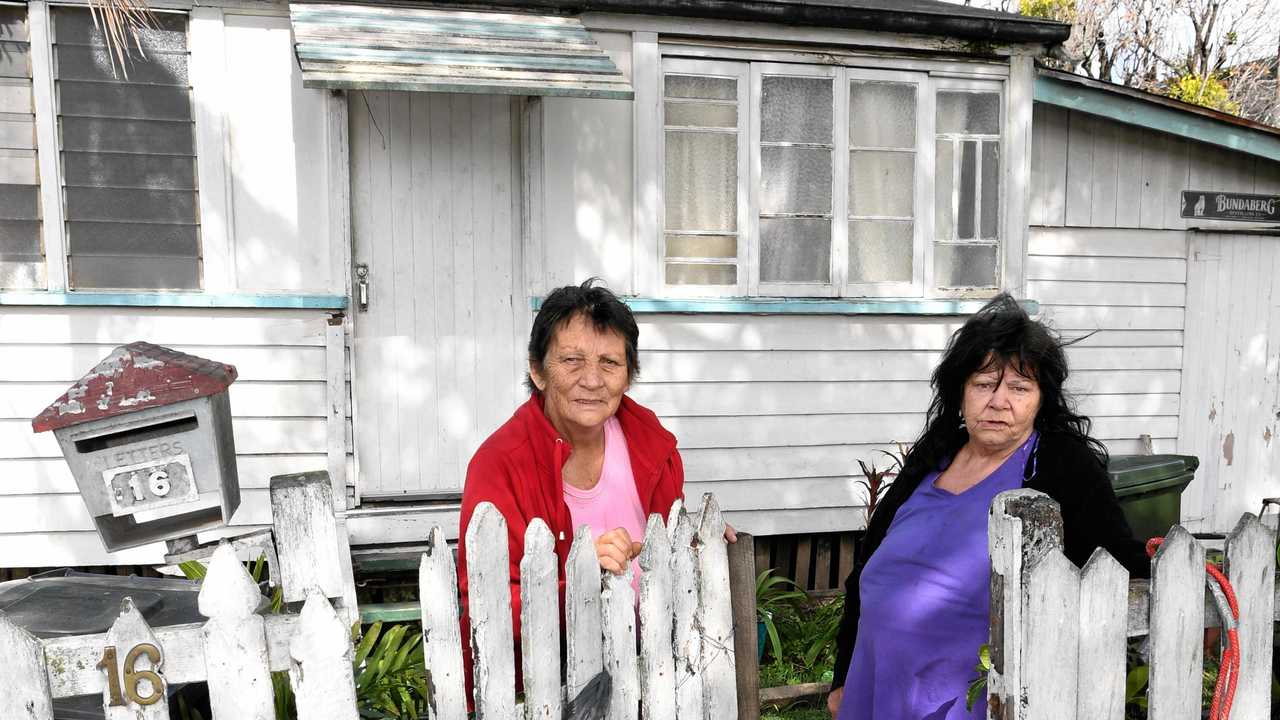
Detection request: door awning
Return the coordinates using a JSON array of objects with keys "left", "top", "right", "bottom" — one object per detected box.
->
[{"left": 289, "top": 3, "right": 634, "bottom": 99}]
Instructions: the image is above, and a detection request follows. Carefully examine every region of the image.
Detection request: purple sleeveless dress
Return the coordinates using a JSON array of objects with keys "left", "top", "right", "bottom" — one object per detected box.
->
[{"left": 837, "top": 432, "right": 1038, "bottom": 720}]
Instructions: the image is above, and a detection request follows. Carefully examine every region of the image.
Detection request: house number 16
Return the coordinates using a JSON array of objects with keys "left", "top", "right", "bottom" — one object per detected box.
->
[{"left": 96, "top": 643, "right": 165, "bottom": 706}]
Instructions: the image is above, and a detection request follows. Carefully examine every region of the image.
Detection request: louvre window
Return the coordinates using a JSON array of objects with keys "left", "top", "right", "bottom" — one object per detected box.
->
[
  {"left": 53, "top": 8, "right": 200, "bottom": 290},
  {"left": 0, "top": 5, "right": 42, "bottom": 289}
]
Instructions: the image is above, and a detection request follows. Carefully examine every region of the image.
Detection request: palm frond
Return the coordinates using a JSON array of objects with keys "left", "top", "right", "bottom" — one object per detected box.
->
[{"left": 86, "top": 0, "right": 158, "bottom": 80}]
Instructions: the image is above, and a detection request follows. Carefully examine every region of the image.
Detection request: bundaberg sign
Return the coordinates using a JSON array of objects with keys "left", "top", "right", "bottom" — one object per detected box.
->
[{"left": 1181, "top": 190, "right": 1280, "bottom": 222}]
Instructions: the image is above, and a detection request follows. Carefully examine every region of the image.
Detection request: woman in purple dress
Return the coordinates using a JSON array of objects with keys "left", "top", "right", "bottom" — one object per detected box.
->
[{"left": 827, "top": 294, "right": 1151, "bottom": 719}]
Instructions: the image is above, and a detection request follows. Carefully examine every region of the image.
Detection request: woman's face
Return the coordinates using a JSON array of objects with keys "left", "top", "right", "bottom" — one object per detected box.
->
[
  {"left": 962, "top": 359, "right": 1042, "bottom": 454},
  {"left": 529, "top": 313, "right": 630, "bottom": 438}
]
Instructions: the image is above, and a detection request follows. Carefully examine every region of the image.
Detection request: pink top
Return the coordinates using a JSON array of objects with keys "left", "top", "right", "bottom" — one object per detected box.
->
[{"left": 563, "top": 416, "right": 647, "bottom": 594}]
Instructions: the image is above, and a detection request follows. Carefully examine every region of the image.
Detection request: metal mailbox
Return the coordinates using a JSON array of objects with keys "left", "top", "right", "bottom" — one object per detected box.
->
[{"left": 32, "top": 342, "right": 241, "bottom": 552}]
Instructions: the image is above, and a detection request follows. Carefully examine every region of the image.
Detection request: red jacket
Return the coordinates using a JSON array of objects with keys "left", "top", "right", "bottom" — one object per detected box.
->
[{"left": 456, "top": 393, "right": 684, "bottom": 694}]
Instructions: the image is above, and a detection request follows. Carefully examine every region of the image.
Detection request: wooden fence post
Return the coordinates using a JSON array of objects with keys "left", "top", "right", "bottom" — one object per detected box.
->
[
  {"left": 1225, "top": 513, "right": 1275, "bottom": 719},
  {"left": 566, "top": 525, "right": 604, "bottom": 701},
  {"left": 521, "top": 519, "right": 562, "bottom": 719},
  {"left": 1075, "top": 550, "right": 1128, "bottom": 720},
  {"left": 987, "top": 489, "right": 1064, "bottom": 720},
  {"left": 729, "top": 531, "right": 760, "bottom": 720},
  {"left": 270, "top": 472, "right": 345, "bottom": 606},
  {"left": 104, "top": 597, "right": 168, "bottom": 720},
  {"left": 696, "top": 493, "right": 738, "bottom": 718},
  {"left": 200, "top": 542, "right": 274, "bottom": 720},
  {"left": 465, "top": 502, "right": 517, "bottom": 718},
  {"left": 1147, "top": 526, "right": 1205, "bottom": 720},
  {"left": 419, "top": 526, "right": 467, "bottom": 719},
  {"left": 602, "top": 570, "right": 639, "bottom": 720},
  {"left": 0, "top": 611, "right": 54, "bottom": 719},
  {"left": 639, "top": 513, "right": 676, "bottom": 720},
  {"left": 670, "top": 505, "right": 703, "bottom": 720},
  {"left": 1022, "top": 552, "right": 1079, "bottom": 719},
  {"left": 288, "top": 591, "right": 359, "bottom": 720}
]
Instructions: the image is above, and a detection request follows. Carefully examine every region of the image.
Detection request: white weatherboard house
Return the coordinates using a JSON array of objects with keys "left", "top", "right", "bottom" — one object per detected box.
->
[{"left": 2, "top": 0, "right": 1279, "bottom": 567}]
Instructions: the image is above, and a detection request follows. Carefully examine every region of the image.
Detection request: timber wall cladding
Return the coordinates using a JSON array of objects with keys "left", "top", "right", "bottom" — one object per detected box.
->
[{"left": 0, "top": 307, "right": 336, "bottom": 567}]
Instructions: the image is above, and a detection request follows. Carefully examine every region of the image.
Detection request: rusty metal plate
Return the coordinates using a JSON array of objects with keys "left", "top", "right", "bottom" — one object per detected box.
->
[{"left": 102, "top": 454, "right": 198, "bottom": 517}]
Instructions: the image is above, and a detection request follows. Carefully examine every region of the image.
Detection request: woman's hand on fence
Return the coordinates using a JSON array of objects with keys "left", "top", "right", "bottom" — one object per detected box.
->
[
  {"left": 826, "top": 687, "right": 842, "bottom": 718},
  {"left": 595, "top": 527, "right": 643, "bottom": 574},
  {"left": 724, "top": 522, "right": 738, "bottom": 543}
]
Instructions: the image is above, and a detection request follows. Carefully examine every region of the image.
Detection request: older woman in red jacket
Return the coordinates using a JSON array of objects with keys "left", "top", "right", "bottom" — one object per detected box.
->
[{"left": 456, "top": 279, "right": 686, "bottom": 695}]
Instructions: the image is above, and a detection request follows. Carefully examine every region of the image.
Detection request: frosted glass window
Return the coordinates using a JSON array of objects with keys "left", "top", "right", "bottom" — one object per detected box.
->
[
  {"left": 665, "top": 75, "right": 735, "bottom": 100},
  {"left": 981, "top": 141, "right": 1000, "bottom": 239},
  {"left": 761, "top": 146, "right": 831, "bottom": 215},
  {"left": 935, "top": 140, "right": 954, "bottom": 242},
  {"left": 665, "top": 234, "right": 736, "bottom": 258},
  {"left": 664, "top": 132, "right": 737, "bottom": 231},
  {"left": 849, "top": 221, "right": 912, "bottom": 283},
  {"left": 761, "top": 75, "right": 832, "bottom": 144},
  {"left": 958, "top": 140, "right": 977, "bottom": 240},
  {"left": 937, "top": 92, "right": 1000, "bottom": 134},
  {"left": 54, "top": 8, "right": 200, "bottom": 290},
  {"left": 664, "top": 102, "right": 736, "bottom": 128},
  {"left": 934, "top": 243, "right": 997, "bottom": 288},
  {"left": 760, "top": 217, "right": 830, "bottom": 283},
  {"left": 0, "top": 5, "right": 43, "bottom": 289},
  {"left": 666, "top": 263, "right": 736, "bottom": 285},
  {"left": 850, "top": 151, "right": 913, "bottom": 217},
  {"left": 849, "top": 82, "right": 915, "bottom": 148}
]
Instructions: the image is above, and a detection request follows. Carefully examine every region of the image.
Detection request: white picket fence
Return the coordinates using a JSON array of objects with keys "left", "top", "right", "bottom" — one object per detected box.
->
[
  {"left": 0, "top": 472, "right": 742, "bottom": 719},
  {"left": 987, "top": 488, "right": 1278, "bottom": 720}
]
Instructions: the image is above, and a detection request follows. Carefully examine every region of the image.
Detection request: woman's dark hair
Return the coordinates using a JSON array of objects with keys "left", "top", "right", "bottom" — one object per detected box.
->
[
  {"left": 526, "top": 278, "right": 639, "bottom": 392},
  {"left": 903, "top": 293, "right": 1104, "bottom": 476}
]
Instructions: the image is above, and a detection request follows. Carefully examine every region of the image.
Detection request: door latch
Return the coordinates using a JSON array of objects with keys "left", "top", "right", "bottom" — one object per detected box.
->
[{"left": 354, "top": 264, "right": 370, "bottom": 311}]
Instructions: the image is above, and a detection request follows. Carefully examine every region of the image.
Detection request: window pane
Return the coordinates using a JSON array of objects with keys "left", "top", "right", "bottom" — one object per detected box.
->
[
  {"left": 934, "top": 243, "right": 997, "bottom": 288},
  {"left": 55, "top": 7, "right": 199, "bottom": 290},
  {"left": 849, "top": 82, "right": 915, "bottom": 148},
  {"left": 958, "top": 141, "right": 977, "bottom": 240},
  {"left": 761, "top": 75, "right": 832, "bottom": 144},
  {"left": 849, "top": 220, "right": 912, "bottom": 283},
  {"left": 761, "top": 146, "right": 831, "bottom": 215},
  {"left": 0, "top": 6, "right": 42, "bottom": 289},
  {"left": 664, "top": 101, "right": 736, "bottom": 128},
  {"left": 935, "top": 140, "right": 954, "bottom": 241},
  {"left": 760, "top": 217, "right": 830, "bottom": 283},
  {"left": 666, "top": 234, "right": 737, "bottom": 259},
  {"left": 664, "top": 131, "right": 736, "bottom": 231},
  {"left": 981, "top": 141, "right": 1000, "bottom": 239},
  {"left": 665, "top": 75, "right": 736, "bottom": 100},
  {"left": 666, "top": 262, "right": 736, "bottom": 285},
  {"left": 850, "top": 150, "right": 913, "bottom": 217},
  {"left": 937, "top": 92, "right": 1000, "bottom": 135}
]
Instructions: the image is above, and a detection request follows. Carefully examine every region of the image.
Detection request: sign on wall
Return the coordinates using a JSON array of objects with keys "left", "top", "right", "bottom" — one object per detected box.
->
[{"left": 1181, "top": 190, "right": 1280, "bottom": 222}]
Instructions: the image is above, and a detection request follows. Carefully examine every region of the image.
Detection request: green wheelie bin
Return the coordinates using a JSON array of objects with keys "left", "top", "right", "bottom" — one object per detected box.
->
[{"left": 1107, "top": 454, "right": 1199, "bottom": 541}]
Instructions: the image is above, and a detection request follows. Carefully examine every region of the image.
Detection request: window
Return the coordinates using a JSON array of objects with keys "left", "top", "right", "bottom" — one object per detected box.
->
[
  {"left": 661, "top": 57, "right": 1003, "bottom": 299},
  {"left": 0, "top": 5, "right": 41, "bottom": 289},
  {"left": 53, "top": 8, "right": 199, "bottom": 290},
  {"left": 0, "top": 6, "right": 200, "bottom": 292}
]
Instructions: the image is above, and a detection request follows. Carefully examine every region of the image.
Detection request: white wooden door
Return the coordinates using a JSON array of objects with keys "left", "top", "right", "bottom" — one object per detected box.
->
[
  {"left": 1178, "top": 231, "right": 1280, "bottom": 531},
  {"left": 349, "top": 91, "right": 525, "bottom": 498}
]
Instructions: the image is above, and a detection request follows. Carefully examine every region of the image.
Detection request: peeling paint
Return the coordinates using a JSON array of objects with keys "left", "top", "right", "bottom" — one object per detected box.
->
[
  {"left": 1209, "top": 405, "right": 1218, "bottom": 422},
  {"left": 55, "top": 399, "right": 84, "bottom": 416},
  {"left": 96, "top": 381, "right": 115, "bottom": 411},
  {"left": 118, "top": 389, "right": 157, "bottom": 408},
  {"left": 133, "top": 356, "right": 165, "bottom": 370},
  {"left": 1223, "top": 432, "right": 1235, "bottom": 466},
  {"left": 1265, "top": 427, "right": 1273, "bottom": 446}
]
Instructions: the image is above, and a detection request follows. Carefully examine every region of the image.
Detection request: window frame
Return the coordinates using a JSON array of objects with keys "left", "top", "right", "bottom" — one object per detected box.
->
[{"left": 657, "top": 51, "right": 1009, "bottom": 301}]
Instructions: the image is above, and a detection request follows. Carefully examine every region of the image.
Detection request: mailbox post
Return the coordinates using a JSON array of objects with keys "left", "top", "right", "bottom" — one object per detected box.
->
[{"left": 32, "top": 342, "right": 241, "bottom": 552}]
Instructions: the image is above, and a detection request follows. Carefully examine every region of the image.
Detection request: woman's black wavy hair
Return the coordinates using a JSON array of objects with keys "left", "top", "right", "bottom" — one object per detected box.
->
[{"left": 902, "top": 293, "right": 1105, "bottom": 477}]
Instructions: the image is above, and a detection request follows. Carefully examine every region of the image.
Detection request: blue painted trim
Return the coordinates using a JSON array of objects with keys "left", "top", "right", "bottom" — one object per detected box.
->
[
  {"left": 0, "top": 292, "right": 348, "bottom": 310},
  {"left": 528, "top": 296, "right": 1038, "bottom": 316},
  {"left": 1034, "top": 74, "right": 1280, "bottom": 163}
]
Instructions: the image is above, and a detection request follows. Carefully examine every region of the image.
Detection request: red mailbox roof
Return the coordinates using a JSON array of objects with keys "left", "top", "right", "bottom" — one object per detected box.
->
[{"left": 32, "top": 342, "right": 238, "bottom": 433}]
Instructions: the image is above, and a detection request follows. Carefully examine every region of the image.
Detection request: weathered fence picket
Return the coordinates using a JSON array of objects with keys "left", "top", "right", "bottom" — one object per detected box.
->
[
  {"left": 419, "top": 525, "right": 467, "bottom": 719},
  {"left": 1148, "top": 527, "right": 1204, "bottom": 720},
  {"left": 988, "top": 489, "right": 1278, "bottom": 720},
  {"left": 0, "top": 611, "right": 54, "bottom": 720},
  {"left": 466, "top": 502, "right": 517, "bottom": 718},
  {"left": 1075, "top": 550, "right": 1128, "bottom": 720},
  {"left": 520, "top": 519, "right": 562, "bottom": 719},
  {"left": 1225, "top": 514, "right": 1275, "bottom": 718},
  {"left": 639, "top": 513, "right": 677, "bottom": 719},
  {"left": 200, "top": 542, "right": 274, "bottom": 720},
  {"left": 0, "top": 486, "right": 744, "bottom": 719},
  {"left": 289, "top": 591, "right": 359, "bottom": 720}
]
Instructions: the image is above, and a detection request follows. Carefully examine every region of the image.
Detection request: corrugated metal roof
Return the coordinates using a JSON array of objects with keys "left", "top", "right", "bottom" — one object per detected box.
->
[{"left": 289, "top": 3, "right": 634, "bottom": 99}]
